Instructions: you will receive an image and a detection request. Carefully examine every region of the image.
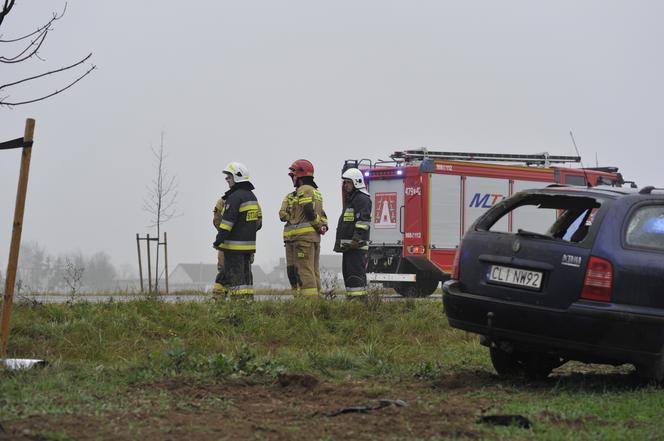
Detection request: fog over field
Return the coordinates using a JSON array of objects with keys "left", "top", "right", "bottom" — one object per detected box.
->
[{"left": 1, "top": 1, "right": 663, "bottom": 276}]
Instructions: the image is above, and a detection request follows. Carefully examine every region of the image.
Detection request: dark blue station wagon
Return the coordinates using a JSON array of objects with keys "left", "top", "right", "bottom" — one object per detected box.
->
[{"left": 443, "top": 185, "right": 664, "bottom": 380}]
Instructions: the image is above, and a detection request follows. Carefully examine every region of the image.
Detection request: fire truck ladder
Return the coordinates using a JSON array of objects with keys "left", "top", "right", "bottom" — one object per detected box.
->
[{"left": 391, "top": 149, "right": 581, "bottom": 168}]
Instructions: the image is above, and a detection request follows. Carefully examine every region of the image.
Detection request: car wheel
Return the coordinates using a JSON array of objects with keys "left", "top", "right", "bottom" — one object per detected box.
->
[
  {"left": 521, "top": 353, "right": 561, "bottom": 380},
  {"left": 490, "top": 347, "right": 560, "bottom": 379},
  {"left": 393, "top": 274, "right": 439, "bottom": 298},
  {"left": 393, "top": 283, "right": 413, "bottom": 297},
  {"left": 489, "top": 347, "right": 523, "bottom": 377},
  {"left": 635, "top": 356, "right": 664, "bottom": 383}
]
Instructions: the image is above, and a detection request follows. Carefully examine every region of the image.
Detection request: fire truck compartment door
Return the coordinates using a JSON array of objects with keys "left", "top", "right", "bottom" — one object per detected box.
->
[
  {"left": 369, "top": 178, "right": 404, "bottom": 245},
  {"left": 429, "top": 174, "right": 462, "bottom": 249}
]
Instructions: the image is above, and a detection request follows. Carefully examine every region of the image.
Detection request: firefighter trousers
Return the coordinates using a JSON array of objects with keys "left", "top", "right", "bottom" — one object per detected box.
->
[
  {"left": 286, "top": 241, "right": 320, "bottom": 296},
  {"left": 218, "top": 253, "right": 254, "bottom": 298},
  {"left": 342, "top": 249, "right": 368, "bottom": 298},
  {"left": 284, "top": 241, "right": 298, "bottom": 292},
  {"left": 212, "top": 250, "right": 225, "bottom": 296}
]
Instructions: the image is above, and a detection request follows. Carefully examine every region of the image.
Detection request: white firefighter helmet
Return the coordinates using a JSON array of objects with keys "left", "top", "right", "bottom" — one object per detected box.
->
[
  {"left": 342, "top": 168, "right": 367, "bottom": 192},
  {"left": 222, "top": 161, "right": 251, "bottom": 183}
]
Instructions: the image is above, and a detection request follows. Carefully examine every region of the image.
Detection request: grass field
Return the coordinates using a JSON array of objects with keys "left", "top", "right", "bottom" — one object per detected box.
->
[{"left": 1, "top": 297, "right": 663, "bottom": 440}]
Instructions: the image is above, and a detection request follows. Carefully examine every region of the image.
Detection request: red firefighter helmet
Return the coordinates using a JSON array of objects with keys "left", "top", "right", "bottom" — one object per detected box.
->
[{"left": 289, "top": 159, "right": 314, "bottom": 178}]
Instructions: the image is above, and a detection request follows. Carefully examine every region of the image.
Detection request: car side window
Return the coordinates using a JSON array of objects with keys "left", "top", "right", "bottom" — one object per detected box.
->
[{"left": 626, "top": 205, "right": 664, "bottom": 251}]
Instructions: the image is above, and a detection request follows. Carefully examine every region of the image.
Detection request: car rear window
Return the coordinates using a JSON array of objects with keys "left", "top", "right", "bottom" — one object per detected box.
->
[
  {"left": 478, "top": 193, "right": 601, "bottom": 243},
  {"left": 625, "top": 205, "right": 664, "bottom": 251}
]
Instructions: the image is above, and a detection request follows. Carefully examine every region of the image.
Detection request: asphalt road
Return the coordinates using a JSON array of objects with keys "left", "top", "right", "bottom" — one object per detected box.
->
[{"left": 15, "top": 293, "right": 443, "bottom": 303}]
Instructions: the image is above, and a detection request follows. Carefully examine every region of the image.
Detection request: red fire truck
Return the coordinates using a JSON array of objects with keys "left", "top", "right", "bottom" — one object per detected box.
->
[{"left": 342, "top": 150, "right": 630, "bottom": 297}]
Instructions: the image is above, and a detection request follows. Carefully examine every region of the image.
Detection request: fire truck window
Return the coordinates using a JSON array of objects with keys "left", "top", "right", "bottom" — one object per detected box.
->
[
  {"left": 597, "top": 176, "right": 615, "bottom": 186},
  {"left": 565, "top": 175, "right": 587, "bottom": 186}
]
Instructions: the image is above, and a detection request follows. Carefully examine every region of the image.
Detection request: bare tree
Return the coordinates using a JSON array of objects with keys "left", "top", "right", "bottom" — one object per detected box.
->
[
  {"left": 143, "top": 131, "right": 178, "bottom": 293},
  {"left": 63, "top": 257, "right": 84, "bottom": 300},
  {"left": 0, "top": 1, "right": 95, "bottom": 107}
]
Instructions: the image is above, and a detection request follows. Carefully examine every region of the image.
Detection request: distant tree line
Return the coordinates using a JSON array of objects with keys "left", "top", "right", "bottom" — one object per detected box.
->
[{"left": 2, "top": 242, "right": 133, "bottom": 294}]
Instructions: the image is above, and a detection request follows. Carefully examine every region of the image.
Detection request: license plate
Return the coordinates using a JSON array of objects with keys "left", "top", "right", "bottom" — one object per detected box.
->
[{"left": 488, "top": 265, "right": 542, "bottom": 289}]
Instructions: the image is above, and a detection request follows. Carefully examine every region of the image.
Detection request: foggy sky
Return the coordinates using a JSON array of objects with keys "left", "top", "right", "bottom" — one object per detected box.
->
[{"left": 1, "top": 0, "right": 663, "bottom": 274}]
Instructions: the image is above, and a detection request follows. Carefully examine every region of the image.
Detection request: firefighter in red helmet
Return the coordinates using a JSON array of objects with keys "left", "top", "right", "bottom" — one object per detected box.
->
[{"left": 280, "top": 159, "right": 328, "bottom": 296}]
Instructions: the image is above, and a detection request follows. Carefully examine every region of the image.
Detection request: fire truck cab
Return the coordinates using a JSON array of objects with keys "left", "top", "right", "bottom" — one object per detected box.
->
[{"left": 342, "top": 150, "right": 629, "bottom": 297}]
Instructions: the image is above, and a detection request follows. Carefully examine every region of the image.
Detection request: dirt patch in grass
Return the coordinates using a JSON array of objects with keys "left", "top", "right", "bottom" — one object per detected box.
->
[
  {"left": 538, "top": 410, "right": 603, "bottom": 429},
  {"left": 1, "top": 379, "right": 491, "bottom": 440},
  {"left": 433, "top": 369, "right": 497, "bottom": 392}
]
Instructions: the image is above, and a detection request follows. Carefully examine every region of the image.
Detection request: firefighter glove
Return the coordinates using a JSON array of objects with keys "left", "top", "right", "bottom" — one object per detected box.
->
[
  {"left": 318, "top": 224, "right": 328, "bottom": 235},
  {"left": 213, "top": 232, "right": 224, "bottom": 249}
]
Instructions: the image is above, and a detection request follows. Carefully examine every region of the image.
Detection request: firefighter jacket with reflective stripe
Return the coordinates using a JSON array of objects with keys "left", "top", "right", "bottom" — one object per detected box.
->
[
  {"left": 217, "top": 184, "right": 262, "bottom": 253},
  {"left": 282, "top": 184, "right": 328, "bottom": 243},
  {"left": 279, "top": 191, "right": 298, "bottom": 242},
  {"left": 213, "top": 197, "right": 226, "bottom": 232},
  {"left": 335, "top": 190, "right": 371, "bottom": 252}
]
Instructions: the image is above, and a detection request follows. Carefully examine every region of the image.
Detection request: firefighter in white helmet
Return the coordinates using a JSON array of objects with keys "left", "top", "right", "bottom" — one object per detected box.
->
[
  {"left": 213, "top": 161, "right": 262, "bottom": 299},
  {"left": 334, "top": 167, "right": 372, "bottom": 299},
  {"left": 280, "top": 159, "right": 328, "bottom": 296}
]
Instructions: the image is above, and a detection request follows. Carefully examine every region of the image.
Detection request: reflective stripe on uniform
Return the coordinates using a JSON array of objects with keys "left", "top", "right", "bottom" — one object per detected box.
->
[
  {"left": 355, "top": 221, "right": 370, "bottom": 230},
  {"left": 340, "top": 239, "right": 369, "bottom": 251},
  {"left": 283, "top": 222, "right": 317, "bottom": 237},
  {"left": 212, "top": 282, "right": 225, "bottom": 293},
  {"left": 228, "top": 285, "right": 255, "bottom": 296},
  {"left": 284, "top": 228, "right": 316, "bottom": 236},
  {"left": 239, "top": 201, "right": 259, "bottom": 212},
  {"left": 219, "top": 220, "right": 234, "bottom": 231},
  {"left": 300, "top": 288, "right": 319, "bottom": 296},
  {"left": 298, "top": 196, "right": 313, "bottom": 204},
  {"left": 219, "top": 240, "right": 256, "bottom": 251},
  {"left": 343, "top": 208, "right": 355, "bottom": 221},
  {"left": 346, "top": 287, "right": 368, "bottom": 296}
]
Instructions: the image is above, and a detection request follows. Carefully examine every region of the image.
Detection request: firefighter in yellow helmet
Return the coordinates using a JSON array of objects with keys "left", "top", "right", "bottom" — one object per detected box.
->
[
  {"left": 280, "top": 159, "right": 328, "bottom": 296},
  {"left": 213, "top": 162, "right": 262, "bottom": 299}
]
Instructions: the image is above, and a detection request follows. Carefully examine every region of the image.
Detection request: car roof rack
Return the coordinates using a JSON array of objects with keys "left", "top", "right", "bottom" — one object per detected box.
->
[
  {"left": 542, "top": 184, "right": 634, "bottom": 196},
  {"left": 639, "top": 186, "right": 664, "bottom": 194},
  {"left": 390, "top": 149, "right": 580, "bottom": 167}
]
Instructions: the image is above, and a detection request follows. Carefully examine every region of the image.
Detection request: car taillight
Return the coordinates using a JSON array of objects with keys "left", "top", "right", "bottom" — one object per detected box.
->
[
  {"left": 451, "top": 248, "right": 461, "bottom": 280},
  {"left": 580, "top": 256, "right": 613, "bottom": 302}
]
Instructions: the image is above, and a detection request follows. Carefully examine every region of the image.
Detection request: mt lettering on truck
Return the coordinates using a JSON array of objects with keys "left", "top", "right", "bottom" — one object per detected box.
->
[{"left": 469, "top": 193, "right": 505, "bottom": 208}]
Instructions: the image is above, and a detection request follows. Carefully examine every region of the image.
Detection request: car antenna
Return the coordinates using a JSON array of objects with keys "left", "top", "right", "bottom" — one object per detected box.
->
[{"left": 569, "top": 130, "right": 591, "bottom": 187}]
